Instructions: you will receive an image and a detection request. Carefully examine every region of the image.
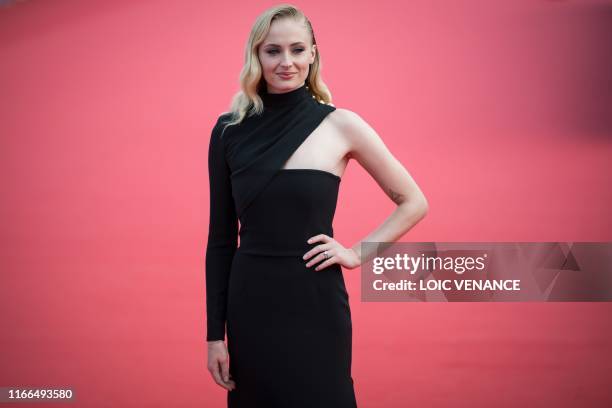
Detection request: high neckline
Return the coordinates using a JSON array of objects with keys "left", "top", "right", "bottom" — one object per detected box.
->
[{"left": 259, "top": 84, "right": 312, "bottom": 108}]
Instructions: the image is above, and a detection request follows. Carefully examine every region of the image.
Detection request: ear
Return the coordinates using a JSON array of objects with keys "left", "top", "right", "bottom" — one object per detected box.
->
[{"left": 310, "top": 44, "right": 317, "bottom": 64}]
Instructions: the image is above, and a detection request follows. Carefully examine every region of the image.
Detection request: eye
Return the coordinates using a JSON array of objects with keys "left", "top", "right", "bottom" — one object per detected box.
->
[{"left": 266, "top": 48, "right": 304, "bottom": 55}]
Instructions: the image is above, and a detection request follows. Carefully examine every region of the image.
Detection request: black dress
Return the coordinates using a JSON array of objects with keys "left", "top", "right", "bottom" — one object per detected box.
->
[{"left": 206, "top": 84, "right": 357, "bottom": 407}]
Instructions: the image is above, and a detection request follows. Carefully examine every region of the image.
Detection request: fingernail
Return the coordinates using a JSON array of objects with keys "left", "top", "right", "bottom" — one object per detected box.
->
[{"left": 224, "top": 376, "right": 229, "bottom": 382}]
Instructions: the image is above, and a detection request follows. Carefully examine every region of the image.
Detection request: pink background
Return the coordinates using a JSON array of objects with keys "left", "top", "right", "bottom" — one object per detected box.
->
[{"left": 1, "top": 0, "right": 611, "bottom": 407}]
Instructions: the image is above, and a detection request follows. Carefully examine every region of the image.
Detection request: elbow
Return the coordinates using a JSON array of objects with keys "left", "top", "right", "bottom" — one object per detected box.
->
[
  {"left": 207, "top": 230, "right": 239, "bottom": 252},
  {"left": 419, "top": 195, "right": 429, "bottom": 218},
  {"left": 399, "top": 193, "right": 428, "bottom": 220}
]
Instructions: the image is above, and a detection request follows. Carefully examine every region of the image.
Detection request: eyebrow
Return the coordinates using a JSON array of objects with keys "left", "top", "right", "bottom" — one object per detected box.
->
[{"left": 263, "top": 42, "right": 306, "bottom": 47}]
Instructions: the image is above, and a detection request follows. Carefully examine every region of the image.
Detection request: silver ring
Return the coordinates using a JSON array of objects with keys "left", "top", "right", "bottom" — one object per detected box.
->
[{"left": 323, "top": 251, "right": 329, "bottom": 260}]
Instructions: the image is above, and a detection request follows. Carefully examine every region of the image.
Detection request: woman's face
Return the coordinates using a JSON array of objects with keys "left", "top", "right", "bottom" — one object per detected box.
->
[{"left": 258, "top": 17, "right": 316, "bottom": 94}]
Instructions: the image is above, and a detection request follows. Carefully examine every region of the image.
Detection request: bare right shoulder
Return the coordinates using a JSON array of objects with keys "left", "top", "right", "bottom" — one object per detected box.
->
[
  {"left": 325, "top": 108, "right": 370, "bottom": 158},
  {"left": 326, "top": 107, "right": 359, "bottom": 125}
]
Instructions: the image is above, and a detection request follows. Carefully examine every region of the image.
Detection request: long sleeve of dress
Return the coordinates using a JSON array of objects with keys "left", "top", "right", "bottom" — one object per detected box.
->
[{"left": 205, "top": 115, "right": 238, "bottom": 342}]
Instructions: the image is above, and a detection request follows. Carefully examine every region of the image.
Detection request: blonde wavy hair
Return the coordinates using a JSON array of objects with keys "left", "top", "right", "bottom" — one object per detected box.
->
[{"left": 220, "top": 4, "right": 334, "bottom": 135}]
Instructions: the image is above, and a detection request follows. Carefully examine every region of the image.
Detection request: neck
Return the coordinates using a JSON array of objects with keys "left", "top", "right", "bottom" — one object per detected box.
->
[{"left": 259, "top": 83, "right": 311, "bottom": 108}]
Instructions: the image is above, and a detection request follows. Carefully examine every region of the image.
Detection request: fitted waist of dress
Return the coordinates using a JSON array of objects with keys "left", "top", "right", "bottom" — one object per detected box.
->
[{"left": 237, "top": 230, "right": 333, "bottom": 257}]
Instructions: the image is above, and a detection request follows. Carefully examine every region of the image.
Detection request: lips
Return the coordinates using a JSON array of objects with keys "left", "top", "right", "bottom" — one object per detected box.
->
[{"left": 278, "top": 72, "right": 296, "bottom": 78}]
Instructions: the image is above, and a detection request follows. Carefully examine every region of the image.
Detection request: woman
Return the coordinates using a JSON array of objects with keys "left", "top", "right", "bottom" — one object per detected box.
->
[{"left": 206, "top": 5, "right": 428, "bottom": 407}]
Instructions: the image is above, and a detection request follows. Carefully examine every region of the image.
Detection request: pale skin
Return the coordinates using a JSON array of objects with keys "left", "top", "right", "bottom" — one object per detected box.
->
[{"left": 208, "top": 16, "right": 429, "bottom": 392}]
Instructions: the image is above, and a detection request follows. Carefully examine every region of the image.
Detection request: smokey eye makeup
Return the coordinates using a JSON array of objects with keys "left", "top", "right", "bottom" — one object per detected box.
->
[{"left": 266, "top": 48, "right": 305, "bottom": 55}]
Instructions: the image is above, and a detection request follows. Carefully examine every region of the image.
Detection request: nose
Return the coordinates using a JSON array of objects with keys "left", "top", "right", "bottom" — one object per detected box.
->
[{"left": 280, "top": 51, "right": 293, "bottom": 67}]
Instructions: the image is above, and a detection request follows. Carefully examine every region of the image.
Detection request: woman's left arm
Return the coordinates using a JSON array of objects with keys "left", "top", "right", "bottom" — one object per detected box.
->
[{"left": 304, "top": 109, "right": 429, "bottom": 271}]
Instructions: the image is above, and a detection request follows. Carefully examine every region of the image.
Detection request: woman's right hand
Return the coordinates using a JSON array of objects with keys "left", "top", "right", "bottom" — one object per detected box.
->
[{"left": 207, "top": 340, "right": 236, "bottom": 391}]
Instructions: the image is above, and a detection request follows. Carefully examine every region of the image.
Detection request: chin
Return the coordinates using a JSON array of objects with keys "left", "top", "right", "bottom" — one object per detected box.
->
[{"left": 283, "top": 78, "right": 304, "bottom": 86}]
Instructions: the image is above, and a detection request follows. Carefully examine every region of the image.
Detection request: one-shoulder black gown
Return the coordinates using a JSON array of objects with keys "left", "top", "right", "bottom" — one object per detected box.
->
[{"left": 205, "top": 84, "right": 357, "bottom": 407}]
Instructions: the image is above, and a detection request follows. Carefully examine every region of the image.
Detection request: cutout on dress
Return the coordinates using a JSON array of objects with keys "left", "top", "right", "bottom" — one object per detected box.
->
[{"left": 278, "top": 114, "right": 340, "bottom": 179}]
